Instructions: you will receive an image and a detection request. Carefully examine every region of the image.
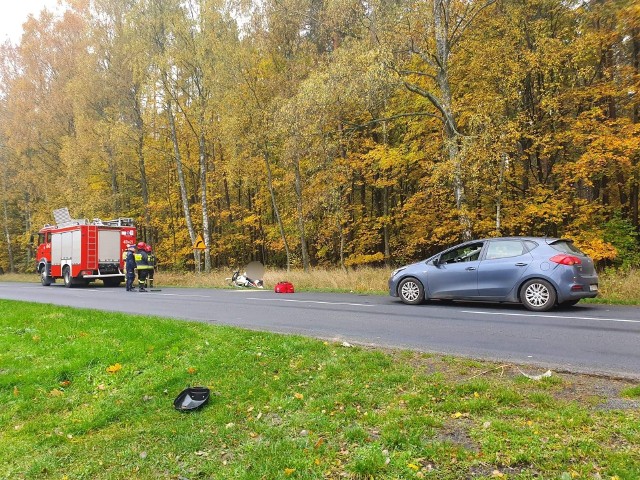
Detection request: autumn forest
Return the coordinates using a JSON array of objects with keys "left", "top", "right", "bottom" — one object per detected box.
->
[{"left": 0, "top": 0, "right": 639, "bottom": 273}]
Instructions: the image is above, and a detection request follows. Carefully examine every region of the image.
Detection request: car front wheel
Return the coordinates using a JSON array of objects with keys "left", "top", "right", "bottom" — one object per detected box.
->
[
  {"left": 398, "top": 278, "right": 425, "bottom": 305},
  {"left": 520, "top": 279, "right": 556, "bottom": 312}
]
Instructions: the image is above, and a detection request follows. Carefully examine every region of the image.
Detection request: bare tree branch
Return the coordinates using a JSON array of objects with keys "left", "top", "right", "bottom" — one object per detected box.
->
[
  {"left": 450, "top": 0, "right": 497, "bottom": 48},
  {"left": 341, "top": 110, "right": 444, "bottom": 132}
]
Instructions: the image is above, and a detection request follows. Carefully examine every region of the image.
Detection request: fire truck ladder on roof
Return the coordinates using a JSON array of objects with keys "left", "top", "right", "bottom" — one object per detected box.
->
[{"left": 86, "top": 226, "right": 98, "bottom": 270}]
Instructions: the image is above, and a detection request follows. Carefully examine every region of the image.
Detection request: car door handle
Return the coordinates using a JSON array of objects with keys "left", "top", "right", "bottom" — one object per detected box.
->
[
  {"left": 515, "top": 262, "right": 528, "bottom": 267},
  {"left": 465, "top": 267, "right": 476, "bottom": 271}
]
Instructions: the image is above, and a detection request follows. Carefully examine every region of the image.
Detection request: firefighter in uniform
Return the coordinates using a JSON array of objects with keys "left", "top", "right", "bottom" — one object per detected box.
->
[
  {"left": 144, "top": 244, "right": 156, "bottom": 289},
  {"left": 124, "top": 244, "right": 137, "bottom": 291},
  {"left": 135, "top": 241, "right": 151, "bottom": 292}
]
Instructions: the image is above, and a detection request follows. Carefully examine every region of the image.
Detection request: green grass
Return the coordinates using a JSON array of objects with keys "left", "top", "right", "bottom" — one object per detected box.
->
[{"left": 1, "top": 300, "right": 639, "bottom": 479}]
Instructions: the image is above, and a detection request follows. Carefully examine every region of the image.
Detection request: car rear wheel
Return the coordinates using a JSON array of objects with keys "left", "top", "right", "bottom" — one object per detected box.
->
[
  {"left": 398, "top": 278, "right": 425, "bottom": 305},
  {"left": 520, "top": 279, "right": 556, "bottom": 312}
]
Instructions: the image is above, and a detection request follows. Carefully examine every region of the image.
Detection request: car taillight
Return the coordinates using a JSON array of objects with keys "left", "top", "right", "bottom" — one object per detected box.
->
[{"left": 550, "top": 254, "right": 582, "bottom": 266}]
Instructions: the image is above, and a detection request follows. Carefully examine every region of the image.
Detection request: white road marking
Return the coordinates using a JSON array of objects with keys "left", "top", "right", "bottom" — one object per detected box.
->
[
  {"left": 156, "top": 293, "right": 212, "bottom": 298},
  {"left": 247, "top": 298, "right": 376, "bottom": 307},
  {"left": 461, "top": 310, "right": 640, "bottom": 324},
  {"left": 229, "top": 289, "right": 269, "bottom": 292}
]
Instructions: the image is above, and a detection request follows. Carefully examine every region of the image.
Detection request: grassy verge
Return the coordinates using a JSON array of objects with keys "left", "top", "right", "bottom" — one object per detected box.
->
[{"left": 1, "top": 300, "right": 639, "bottom": 479}]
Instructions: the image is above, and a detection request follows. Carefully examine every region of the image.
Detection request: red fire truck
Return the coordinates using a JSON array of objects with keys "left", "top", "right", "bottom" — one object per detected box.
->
[{"left": 35, "top": 209, "right": 137, "bottom": 287}]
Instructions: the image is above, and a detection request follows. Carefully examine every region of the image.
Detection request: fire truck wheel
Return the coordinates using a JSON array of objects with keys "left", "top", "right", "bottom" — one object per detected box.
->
[
  {"left": 63, "top": 267, "right": 74, "bottom": 288},
  {"left": 40, "top": 269, "right": 52, "bottom": 286}
]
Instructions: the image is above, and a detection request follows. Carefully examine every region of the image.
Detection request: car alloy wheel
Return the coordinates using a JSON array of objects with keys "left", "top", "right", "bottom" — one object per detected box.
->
[
  {"left": 520, "top": 279, "right": 556, "bottom": 312},
  {"left": 398, "top": 278, "right": 425, "bottom": 305}
]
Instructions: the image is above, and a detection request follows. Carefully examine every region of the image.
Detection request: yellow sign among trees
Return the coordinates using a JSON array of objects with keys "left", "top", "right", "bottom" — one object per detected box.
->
[{"left": 193, "top": 235, "right": 206, "bottom": 250}]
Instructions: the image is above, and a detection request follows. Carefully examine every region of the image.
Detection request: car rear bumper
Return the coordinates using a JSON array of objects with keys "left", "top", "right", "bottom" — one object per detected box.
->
[{"left": 553, "top": 270, "right": 599, "bottom": 303}]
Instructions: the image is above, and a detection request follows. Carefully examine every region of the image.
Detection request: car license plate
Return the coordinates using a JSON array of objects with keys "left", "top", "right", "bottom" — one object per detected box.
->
[{"left": 590, "top": 284, "right": 598, "bottom": 292}]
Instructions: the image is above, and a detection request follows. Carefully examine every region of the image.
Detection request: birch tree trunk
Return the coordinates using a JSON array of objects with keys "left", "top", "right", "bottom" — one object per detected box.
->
[
  {"left": 433, "top": 0, "right": 470, "bottom": 239},
  {"left": 1, "top": 169, "right": 14, "bottom": 272},
  {"left": 199, "top": 131, "right": 211, "bottom": 272},
  {"left": 293, "top": 150, "right": 310, "bottom": 272},
  {"left": 165, "top": 91, "right": 199, "bottom": 270},
  {"left": 133, "top": 86, "right": 151, "bottom": 229},
  {"left": 263, "top": 146, "right": 291, "bottom": 271}
]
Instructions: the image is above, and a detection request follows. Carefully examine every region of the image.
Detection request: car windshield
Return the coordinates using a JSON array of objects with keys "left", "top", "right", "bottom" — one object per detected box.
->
[{"left": 549, "top": 240, "right": 584, "bottom": 255}]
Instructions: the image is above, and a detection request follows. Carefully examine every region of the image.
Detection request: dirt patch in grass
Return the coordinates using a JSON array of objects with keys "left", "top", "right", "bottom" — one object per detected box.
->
[
  {"left": 387, "top": 350, "right": 640, "bottom": 411},
  {"left": 435, "top": 418, "right": 480, "bottom": 452}
]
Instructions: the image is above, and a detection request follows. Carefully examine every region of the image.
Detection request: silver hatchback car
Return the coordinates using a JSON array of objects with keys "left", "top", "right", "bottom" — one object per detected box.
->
[{"left": 389, "top": 237, "right": 598, "bottom": 311}]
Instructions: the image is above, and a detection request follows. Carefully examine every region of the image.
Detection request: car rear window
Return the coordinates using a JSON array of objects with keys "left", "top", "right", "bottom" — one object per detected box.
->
[{"left": 549, "top": 240, "right": 584, "bottom": 255}]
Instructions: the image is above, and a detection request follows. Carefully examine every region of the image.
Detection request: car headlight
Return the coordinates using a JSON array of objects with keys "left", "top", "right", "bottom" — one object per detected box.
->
[{"left": 391, "top": 267, "right": 406, "bottom": 277}]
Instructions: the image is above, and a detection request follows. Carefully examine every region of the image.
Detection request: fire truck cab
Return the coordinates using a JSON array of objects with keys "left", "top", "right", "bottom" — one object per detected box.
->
[{"left": 36, "top": 209, "right": 136, "bottom": 287}]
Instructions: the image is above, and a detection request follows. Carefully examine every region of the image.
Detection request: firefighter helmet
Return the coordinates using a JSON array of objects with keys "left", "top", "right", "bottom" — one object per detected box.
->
[
  {"left": 137, "top": 241, "right": 146, "bottom": 249},
  {"left": 145, "top": 245, "right": 152, "bottom": 252}
]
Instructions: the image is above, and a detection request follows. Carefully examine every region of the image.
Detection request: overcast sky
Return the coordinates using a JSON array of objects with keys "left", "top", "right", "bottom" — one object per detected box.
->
[{"left": 0, "top": 0, "right": 60, "bottom": 44}]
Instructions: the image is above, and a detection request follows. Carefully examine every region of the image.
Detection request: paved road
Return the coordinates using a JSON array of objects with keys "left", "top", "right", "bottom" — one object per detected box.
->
[{"left": 1, "top": 282, "right": 640, "bottom": 379}]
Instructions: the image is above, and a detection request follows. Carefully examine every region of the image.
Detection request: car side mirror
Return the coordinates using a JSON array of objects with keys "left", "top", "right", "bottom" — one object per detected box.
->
[{"left": 432, "top": 256, "right": 441, "bottom": 266}]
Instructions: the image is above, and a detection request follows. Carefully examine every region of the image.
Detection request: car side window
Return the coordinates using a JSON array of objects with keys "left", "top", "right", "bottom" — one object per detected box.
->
[
  {"left": 440, "top": 242, "right": 484, "bottom": 263},
  {"left": 485, "top": 240, "right": 525, "bottom": 260}
]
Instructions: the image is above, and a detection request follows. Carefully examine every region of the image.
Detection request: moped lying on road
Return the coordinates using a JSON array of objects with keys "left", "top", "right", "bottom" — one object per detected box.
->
[{"left": 226, "top": 261, "right": 264, "bottom": 289}]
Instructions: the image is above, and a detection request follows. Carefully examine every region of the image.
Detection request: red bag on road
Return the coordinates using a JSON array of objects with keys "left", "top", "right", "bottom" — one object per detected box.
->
[{"left": 275, "top": 281, "right": 295, "bottom": 293}]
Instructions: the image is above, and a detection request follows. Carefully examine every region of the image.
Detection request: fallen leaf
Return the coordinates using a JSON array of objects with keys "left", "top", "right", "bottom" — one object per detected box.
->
[
  {"left": 60, "top": 380, "right": 72, "bottom": 387},
  {"left": 408, "top": 463, "right": 420, "bottom": 471},
  {"left": 187, "top": 367, "right": 197, "bottom": 375},
  {"left": 106, "top": 363, "right": 122, "bottom": 374},
  {"left": 284, "top": 468, "right": 296, "bottom": 475},
  {"left": 294, "top": 392, "right": 304, "bottom": 400},
  {"left": 13, "top": 386, "right": 19, "bottom": 397},
  {"left": 49, "top": 389, "right": 64, "bottom": 397},
  {"left": 314, "top": 438, "right": 325, "bottom": 449}
]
